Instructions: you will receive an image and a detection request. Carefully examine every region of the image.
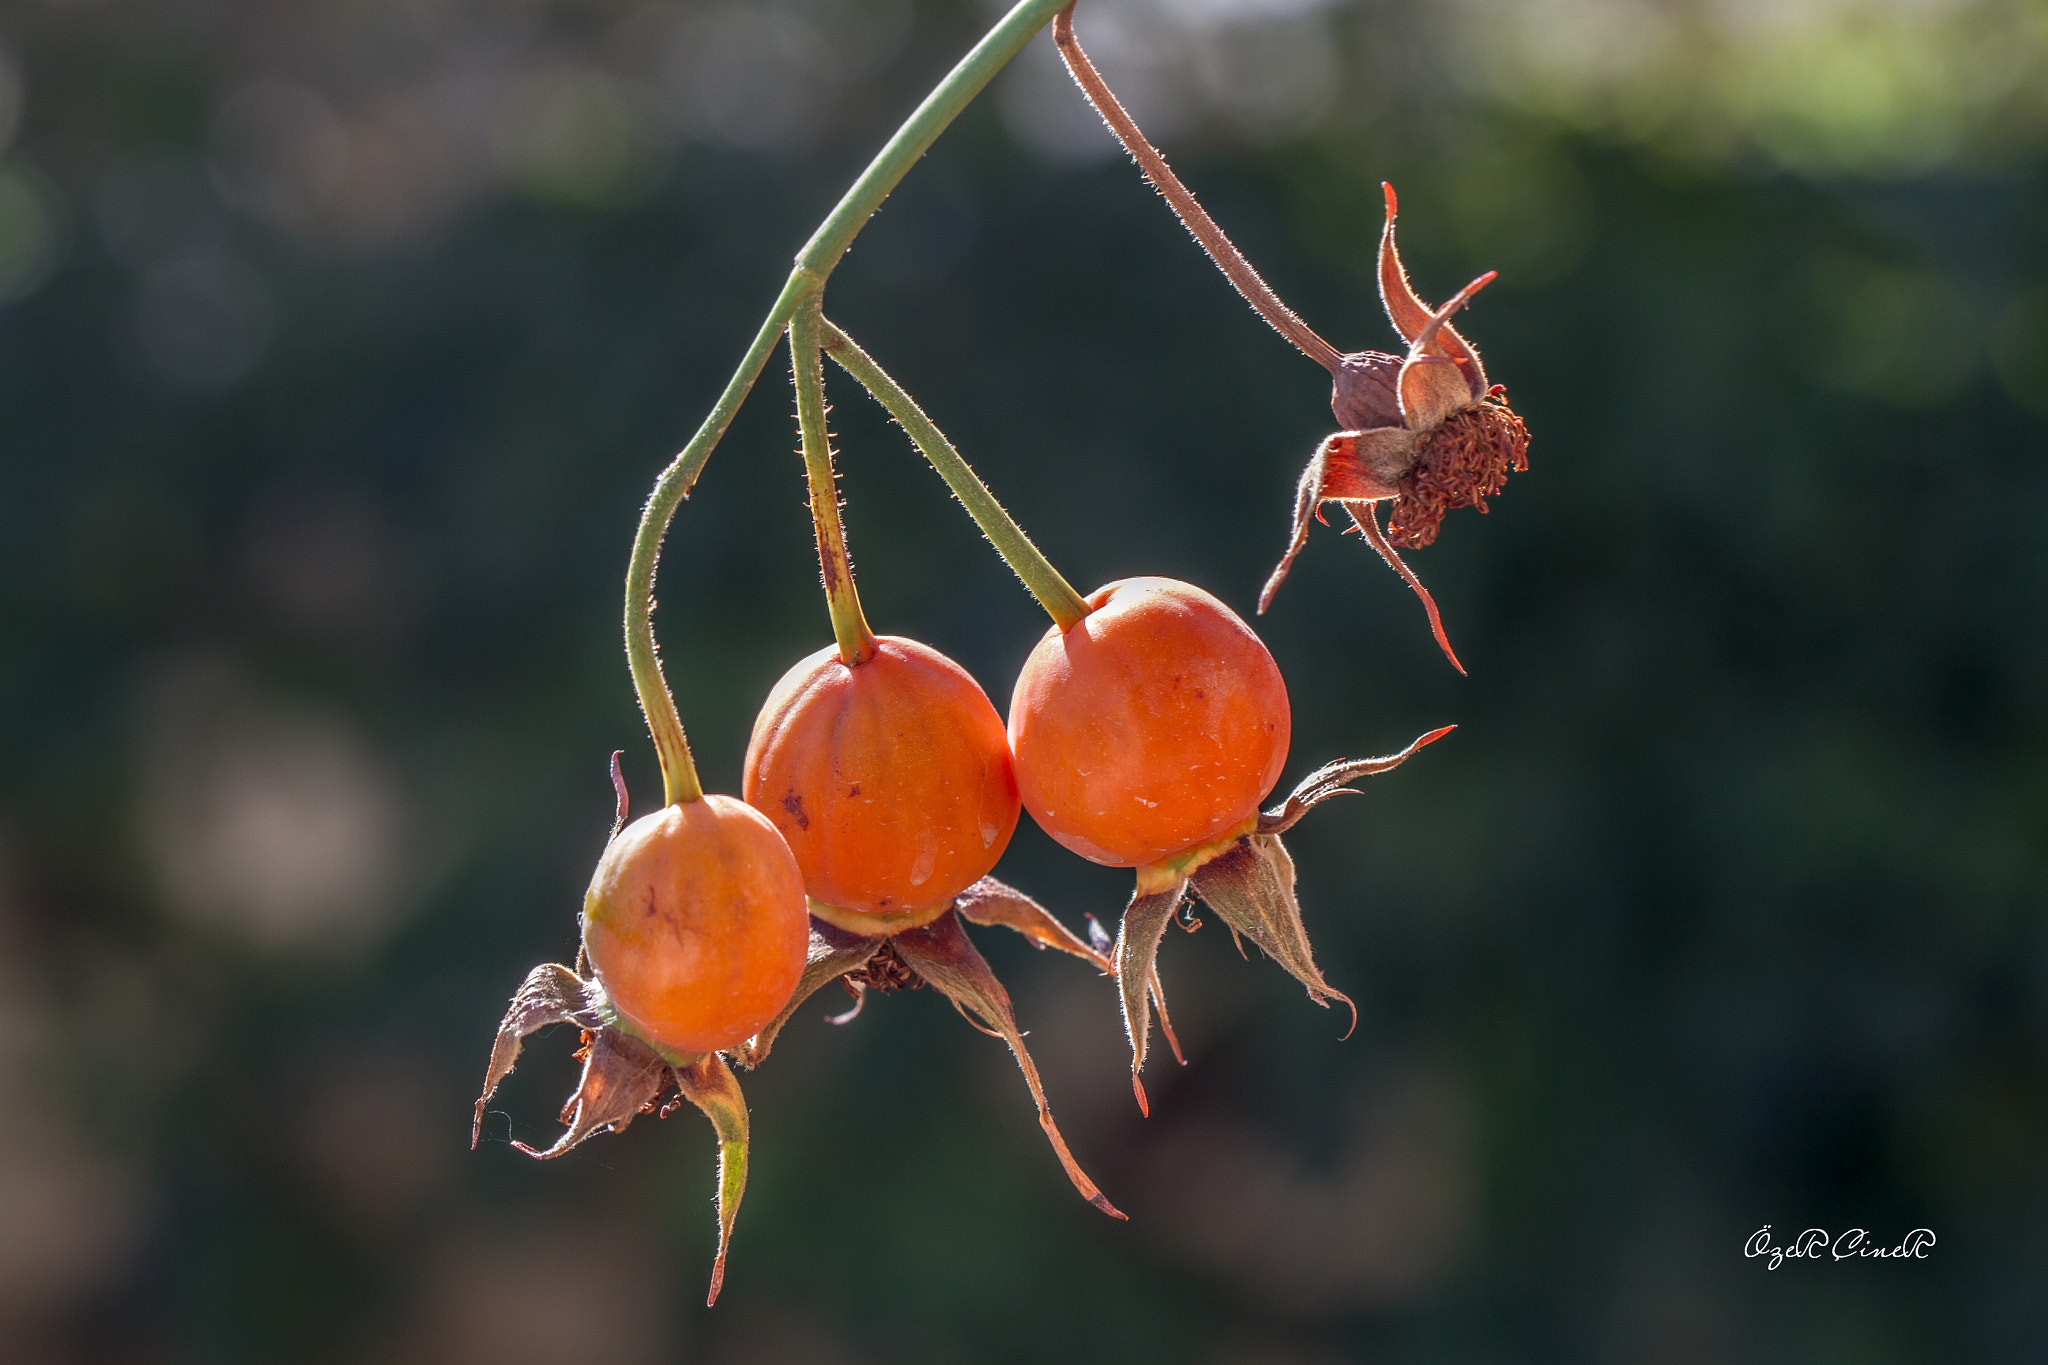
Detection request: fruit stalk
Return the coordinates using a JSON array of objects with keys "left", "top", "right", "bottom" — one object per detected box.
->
[
  {"left": 623, "top": 0, "right": 1076, "bottom": 804},
  {"left": 822, "top": 318, "right": 1091, "bottom": 632},
  {"left": 791, "top": 300, "right": 879, "bottom": 665},
  {"left": 1050, "top": 5, "right": 1341, "bottom": 371}
]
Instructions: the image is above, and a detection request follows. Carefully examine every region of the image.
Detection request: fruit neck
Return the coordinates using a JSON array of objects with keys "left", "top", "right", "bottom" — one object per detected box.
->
[
  {"left": 807, "top": 896, "right": 955, "bottom": 938},
  {"left": 791, "top": 298, "right": 879, "bottom": 667},
  {"left": 1133, "top": 813, "right": 1259, "bottom": 895}
]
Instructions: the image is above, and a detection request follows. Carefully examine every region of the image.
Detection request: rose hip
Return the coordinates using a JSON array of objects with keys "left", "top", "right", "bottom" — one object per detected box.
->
[
  {"left": 1008, "top": 577, "right": 1289, "bottom": 869},
  {"left": 744, "top": 636, "right": 1020, "bottom": 930}
]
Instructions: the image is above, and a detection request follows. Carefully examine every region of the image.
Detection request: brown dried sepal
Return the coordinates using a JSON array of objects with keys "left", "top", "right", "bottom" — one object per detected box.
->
[
  {"left": 891, "top": 910, "right": 1125, "bottom": 1219},
  {"left": 1115, "top": 726, "right": 1455, "bottom": 1110},
  {"left": 728, "top": 877, "right": 1124, "bottom": 1218}
]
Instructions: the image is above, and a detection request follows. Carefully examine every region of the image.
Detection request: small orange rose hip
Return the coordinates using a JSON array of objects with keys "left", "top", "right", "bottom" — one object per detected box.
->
[
  {"left": 582, "top": 795, "right": 811, "bottom": 1055},
  {"left": 744, "top": 636, "right": 1021, "bottom": 929},
  {"left": 1008, "top": 577, "right": 1290, "bottom": 869}
]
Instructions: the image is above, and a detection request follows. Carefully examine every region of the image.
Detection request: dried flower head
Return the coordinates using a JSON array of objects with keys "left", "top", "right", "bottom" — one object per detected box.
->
[
  {"left": 1052, "top": 10, "right": 1530, "bottom": 671},
  {"left": 1261, "top": 186, "right": 1531, "bottom": 669}
]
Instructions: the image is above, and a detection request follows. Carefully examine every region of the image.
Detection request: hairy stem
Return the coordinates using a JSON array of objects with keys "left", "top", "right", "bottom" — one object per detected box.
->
[
  {"left": 792, "top": 300, "right": 878, "bottom": 665},
  {"left": 1051, "top": 5, "right": 1342, "bottom": 372},
  {"left": 823, "top": 319, "right": 1091, "bottom": 632},
  {"left": 624, "top": 0, "right": 1075, "bottom": 802}
]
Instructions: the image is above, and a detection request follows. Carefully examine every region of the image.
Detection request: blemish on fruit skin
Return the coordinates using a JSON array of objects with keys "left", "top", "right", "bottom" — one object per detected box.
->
[
  {"left": 782, "top": 791, "right": 809, "bottom": 830},
  {"left": 909, "top": 831, "right": 937, "bottom": 887}
]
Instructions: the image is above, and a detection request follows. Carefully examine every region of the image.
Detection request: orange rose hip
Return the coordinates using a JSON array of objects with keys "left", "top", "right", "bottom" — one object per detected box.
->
[
  {"left": 744, "top": 636, "right": 1021, "bottom": 926},
  {"left": 582, "top": 795, "right": 810, "bottom": 1056},
  {"left": 1008, "top": 577, "right": 1290, "bottom": 868}
]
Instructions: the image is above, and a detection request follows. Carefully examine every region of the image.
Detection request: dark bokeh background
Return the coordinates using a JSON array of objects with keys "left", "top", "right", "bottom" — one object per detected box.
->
[{"left": 3, "top": 1, "right": 2045, "bottom": 1361}]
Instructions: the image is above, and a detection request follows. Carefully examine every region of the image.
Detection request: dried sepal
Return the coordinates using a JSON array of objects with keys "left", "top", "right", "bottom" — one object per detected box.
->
[
  {"left": 672, "top": 1053, "right": 749, "bottom": 1306},
  {"left": 472, "top": 962, "right": 604, "bottom": 1147},
  {"left": 1186, "top": 834, "right": 1355, "bottom": 1036},
  {"left": 1378, "top": 182, "right": 1489, "bottom": 393},
  {"left": 1258, "top": 725, "right": 1457, "bottom": 834},
  {"left": 1115, "top": 879, "right": 1189, "bottom": 1117},
  {"left": 513, "top": 1024, "right": 674, "bottom": 1159},
  {"left": 735, "top": 921, "right": 880, "bottom": 1068},
  {"left": 890, "top": 911, "right": 1125, "bottom": 1219},
  {"left": 954, "top": 875, "right": 1110, "bottom": 973}
]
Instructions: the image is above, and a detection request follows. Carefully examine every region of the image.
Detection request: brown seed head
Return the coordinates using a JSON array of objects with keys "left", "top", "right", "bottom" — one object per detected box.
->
[{"left": 1386, "top": 391, "right": 1531, "bottom": 549}]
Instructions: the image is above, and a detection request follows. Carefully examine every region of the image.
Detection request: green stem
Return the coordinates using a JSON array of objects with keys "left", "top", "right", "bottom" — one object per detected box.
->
[
  {"left": 623, "top": 0, "right": 1073, "bottom": 804},
  {"left": 822, "top": 319, "right": 1091, "bottom": 633},
  {"left": 791, "top": 300, "right": 878, "bottom": 665}
]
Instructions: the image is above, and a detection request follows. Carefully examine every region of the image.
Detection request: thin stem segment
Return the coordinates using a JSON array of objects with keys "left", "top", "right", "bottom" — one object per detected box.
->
[
  {"left": 822, "top": 319, "right": 1091, "bottom": 633},
  {"left": 792, "top": 300, "right": 878, "bottom": 665},
  {"left": 623, "top": 0, "right": 1073, "bottom": 802},
  {"left": 1051, "top": 5, "right": 1343, "bottom": 373}
]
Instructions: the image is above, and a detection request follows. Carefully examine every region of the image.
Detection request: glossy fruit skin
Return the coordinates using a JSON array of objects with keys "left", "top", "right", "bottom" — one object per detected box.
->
[
  {"left": 582, "top": 795, "right": 809, "bottom": 1056},
  {"left": 744, "top": 636, "right": 1021, "bottom": 918},
  {"left": 1009, "top": 577, "right": 1290, "bottom": 868}
]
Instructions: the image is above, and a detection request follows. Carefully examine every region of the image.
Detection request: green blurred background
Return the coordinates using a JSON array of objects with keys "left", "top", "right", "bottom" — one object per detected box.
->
[{"left": 2, "top": 0, "right": 2045, "bottom": 1361}]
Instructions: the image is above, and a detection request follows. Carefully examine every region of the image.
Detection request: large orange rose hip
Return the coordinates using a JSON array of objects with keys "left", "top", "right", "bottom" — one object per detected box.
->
[
  {"left": 581, "top": 795, "right": 810, "bottom": 1056},
  {"left": 744, "top": 636, "right": 1020, "bottom": 925},
  {"left": 1009, "top": 577, "right": 1290, "bottom": 869}
]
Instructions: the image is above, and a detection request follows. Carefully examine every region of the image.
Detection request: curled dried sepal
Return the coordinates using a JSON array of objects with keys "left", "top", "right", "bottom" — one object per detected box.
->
[
  {"left": 672, "top": 1053, "right": 749, "bottom": 1306},
  {"left": 1258, "top": 725, "right": 1457, "bottom": 834},
  {"left": 735, "top": 921, "right": 880, "bottom": 1068},
  {"left": 472, "top": 962, "right": 604, "bottom": 1148},
  {"left": 891, "top": 911, "right": 1125, "bottom": 1219},
  {"left": 474, "top": 960, "right": 757, "bottom": 1306}
]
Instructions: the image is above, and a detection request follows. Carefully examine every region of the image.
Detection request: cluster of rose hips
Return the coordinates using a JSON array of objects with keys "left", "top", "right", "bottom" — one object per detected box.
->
[{"left": 473, "top": 4, "right": 1527, "bottom": 1305}]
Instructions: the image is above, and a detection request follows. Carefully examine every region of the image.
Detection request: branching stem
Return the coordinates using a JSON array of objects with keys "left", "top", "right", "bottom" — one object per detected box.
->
[
  {"left": 822, "top": 319, "right": 1092, "bottom": 633},
  {"left": 623, "top": 0, "right": 1076, "bottom": 803},
  {"left": 1051, "top": 5, "right": 1342, "bottom": 372}
]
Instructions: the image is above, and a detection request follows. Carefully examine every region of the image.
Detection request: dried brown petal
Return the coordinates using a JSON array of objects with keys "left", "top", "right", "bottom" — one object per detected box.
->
[
  {"left": 891, "top": 911, "right": 1125, "bottom": 1219},
  {"left": 1186, "top": 834, "right": 1355, "bottom": 1035},
  {"left": 672, "top": 1053, "right": 749, "bottom": 1306},
  {"left": 955, "top": 875, "right": 1111, "bottom": 973},
  {"left": 735, "top": 921, "right": 880, "bottom": 1069},
  {"left": 472, "top": 962, "right": 604, "bottom": 1148}
]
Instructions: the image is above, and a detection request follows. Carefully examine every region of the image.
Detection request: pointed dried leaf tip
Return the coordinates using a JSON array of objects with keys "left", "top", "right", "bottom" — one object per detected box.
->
[
  {"left": 672, "top": 1054, "right": 749, "bottom": 1306},
  {"left": 473, "top": 963, "right": 605, "bottom": 1148},
  {"left": 1187, "top": 835, "right": 1356, "bottom": 1038},
  {"left": 891, "top": 911, "right": 1125, "bottom": 1219}
]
